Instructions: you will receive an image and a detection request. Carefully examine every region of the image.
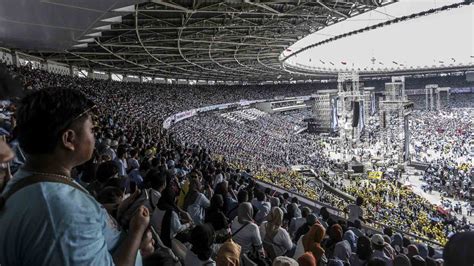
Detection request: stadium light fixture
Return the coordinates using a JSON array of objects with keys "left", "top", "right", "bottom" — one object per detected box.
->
[
  {"left": 94, "top": 25, "right": 112, "bottom": 31},
  {"left": 78, "top": 38, "right": 95, "bottom": 43},
  {"left": 112, "top": 5, "right": 135, "bottom": 12},
  {"left": 72, "top": 43, "right": 88, "bottom": 48},
  {"left": 85, "top": 32, "right": 102, "bottom": 37},
  {"left": 101, "top": 16, "right": 122, "bottom": 23}
]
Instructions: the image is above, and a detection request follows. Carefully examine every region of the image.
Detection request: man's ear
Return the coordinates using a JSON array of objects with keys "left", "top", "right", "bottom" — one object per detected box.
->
[{"left": 61, "top": 129, "right": 77, "bottom": 151}]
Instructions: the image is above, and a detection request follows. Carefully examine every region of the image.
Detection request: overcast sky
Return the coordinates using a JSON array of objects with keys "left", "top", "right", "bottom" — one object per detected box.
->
[{"left": 283, "top": 0, "right": 473, "bottom": 71}]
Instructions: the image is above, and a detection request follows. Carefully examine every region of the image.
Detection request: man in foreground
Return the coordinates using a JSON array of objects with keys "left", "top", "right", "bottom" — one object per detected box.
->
[{"left": 0, "top": 88, "right": 149, "bottom": 265}]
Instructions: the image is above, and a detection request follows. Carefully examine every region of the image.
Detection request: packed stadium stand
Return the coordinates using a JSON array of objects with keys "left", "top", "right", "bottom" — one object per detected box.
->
[{"left": 0, "top": 1, "right": 473, "bottom": 266}]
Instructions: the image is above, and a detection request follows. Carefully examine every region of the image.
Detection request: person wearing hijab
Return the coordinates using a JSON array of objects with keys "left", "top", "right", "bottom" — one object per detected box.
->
[
  {"left": 327, "top": 259, "right": 345, "bottom": 266},
  {"left": 294, "top": 221, "right": 326, "bottom": 263},
  {"left": 343, "top": 230, "right": 357, "bottom": 252},
  {"left": 416, "top": 243, "right": 428, "bottom": 260},
  {"left": 324, "top": 224, "right": 343, "bottom": 259},
  {"left": 151, "top": 188, "right": 192, "bottom": 247},
  {"left": 407, "top": 245, "right": 419, "bottom": 258},
  {"left": 350, "top": 236, "right": 373, "bottom": 266},
  {"left": 216, "top": 239, "right": 241, "bottom": 266},
  {"left": 410, "top": 255, "right": 426, "bottom": 266},
  {"left": 334, "top": 239, "right": 352, "bottom": 263},
  {"left": 270, "top": 197, "right": 280, "bottom": 208},
  {"left": 184, "top": 224, "right": 216, "bottom": 266},
  {"left": 231, "top": 202, "right": 263, "bottom": 253},
  {"left": 391, "top": 233, "right": 404, "bottom": 254},
  {"left": 297, "top": 252, "right": 317, "bottom": 266},
  {"left": 183, "top": 178, "right": 211, "bottom": 225},
  {"left": 393, "top": 254, "right": 411, "bottom": 266},
  {"left": 259, "top": 207, "right": 294, "bottom": 257}
]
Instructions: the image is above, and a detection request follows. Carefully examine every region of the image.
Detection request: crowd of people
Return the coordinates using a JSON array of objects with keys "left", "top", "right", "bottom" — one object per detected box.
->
[
  {"left": 409, "top": 109, "right": 473, "bottom": 200},
  {"left": 172, "top": 109, "right": 326, "bottom": 168},
  {"left": 0, "top": 63, "right": 473, "bottom": 265}
]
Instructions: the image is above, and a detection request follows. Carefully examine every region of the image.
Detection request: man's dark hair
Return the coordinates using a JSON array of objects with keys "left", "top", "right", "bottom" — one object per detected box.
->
[
  {"left": 383, "top": 227, "right": 393, "bottom": 237},
  {"left": 147, "top": 169, "right": 167, "bottom": 191},
  {"left": 264, "top": 188, "right": 271, "bottom": 195},
  {"left": 291, "top": 197, "right": 299, "bottom": 204},
  {"left": 96, "top": 161, "right": 119, "bottom": 183},
  {"left": 117, "top": 145, "right": 128, "bottom": 158},
  {"left": 129, "top": 149, "right": 138, "bottom": 157},
  {"left": 255, "top": 190, "right": 265, "bottom": 201},
  {"left": 16, "top": 87, "right": 94, "bottom": 154},
  {"left": 151, "top": 157, "right": 160, "bottom": 167},
  {"left": 237, "top": 189, "right": 248, "bottom": 203}
]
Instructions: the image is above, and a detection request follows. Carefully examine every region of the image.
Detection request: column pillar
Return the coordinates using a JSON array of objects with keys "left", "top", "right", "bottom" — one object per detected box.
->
[
  {"left": 425, "top": 88, "right": 429, "bottom": 111},
  {"left": 430, "top": 88, "right": 434, "bottom": 111},
  {"left": 12, "top": 50, "right": 20, "bottom": 67}
]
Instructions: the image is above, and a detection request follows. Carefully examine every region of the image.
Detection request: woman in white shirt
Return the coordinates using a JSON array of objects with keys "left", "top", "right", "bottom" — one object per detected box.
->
[
  {"left": 259, "top": 207, "right": 294, "bottom": 257},
  {"left": 183, "top": 178, "right": 211, "bottom": 225},
  {"left": 231, "top": 202, "right": 263, "bottom": 254}
]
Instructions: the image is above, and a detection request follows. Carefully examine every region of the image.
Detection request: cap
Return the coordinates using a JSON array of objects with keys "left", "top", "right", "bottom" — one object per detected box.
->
[{"left": 371, "top": 234, "right": 385, "bottom": 246}]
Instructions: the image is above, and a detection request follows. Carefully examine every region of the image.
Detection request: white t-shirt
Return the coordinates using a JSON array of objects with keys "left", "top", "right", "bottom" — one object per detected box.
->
[
  {"left": 184, "top": 249, "right": 216, "bottom": 266},
  {"left": 187, "top": 193, "right": 211, "bottom": 225},
  {"left": 293, "top": 235, "right": 305, "bottom": 260},
  {"left": 289, "top": 217, "right": 306, "bottom": 237},
  {"left": 347, "top": 204, "right": 363, "bottom": 222},
  {"left": 231, "top": 218, "right": 262, "bottom": 253},
  {"left": 259, "top": 222, "right": 293, "bottom": 257}
]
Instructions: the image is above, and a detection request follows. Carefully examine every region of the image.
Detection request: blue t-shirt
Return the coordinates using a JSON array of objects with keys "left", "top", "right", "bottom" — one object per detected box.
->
[{"left": 0, "top": 169, "right": 141, "bottom": 266}]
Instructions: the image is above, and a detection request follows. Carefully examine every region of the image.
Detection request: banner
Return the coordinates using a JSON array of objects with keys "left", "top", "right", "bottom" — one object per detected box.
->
[
  {"left": 368, "top": 171, "right": 383, "bottom": 180},
  {"left": 451, "top": 87, "right": 472, "bottom": 94}
]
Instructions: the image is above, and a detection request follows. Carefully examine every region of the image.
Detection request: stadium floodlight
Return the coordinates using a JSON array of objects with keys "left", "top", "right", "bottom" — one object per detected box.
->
[
  {"left": 94, "top": 25, "right": 112, "bottom": 31},
  {"left": 72, "top": 43, "right": 88, "bottom": 48},
  {"left": 101, "top": 16, "right": 122, "bottom": 23},
  {"left": 112, "top": 5, "right": 135, "bottom": 12},
  {"left": 85, "top": 32, "right": 102, "bottom": 37},
  {"left": 78, "top": 38, "right": 95, "bottom": 43}
]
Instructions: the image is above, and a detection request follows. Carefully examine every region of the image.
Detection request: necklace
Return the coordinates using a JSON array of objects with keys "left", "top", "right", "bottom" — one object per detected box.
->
[{"left": 28, "top": 171, "right": 73, "bottom": 181}]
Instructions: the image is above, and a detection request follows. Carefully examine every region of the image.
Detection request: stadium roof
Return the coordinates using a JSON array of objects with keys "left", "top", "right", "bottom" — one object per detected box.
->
[
  {"left": 3, "top": 0, "right": 397, "bottom": 81},
  {"left": 282, "top": 0, "right": 474, "bottom": 76}
]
